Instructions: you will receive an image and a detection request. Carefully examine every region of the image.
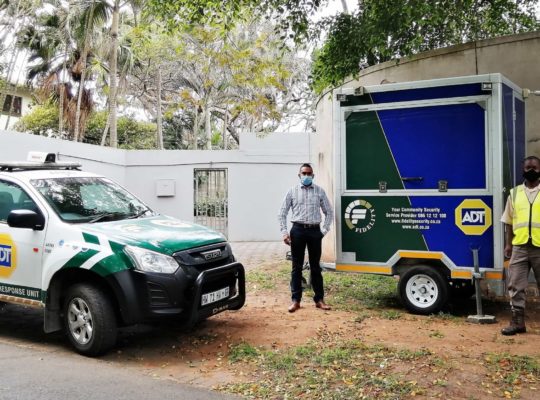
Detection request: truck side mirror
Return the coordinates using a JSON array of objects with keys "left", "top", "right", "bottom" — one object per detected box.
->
[{"left": 7, "top": 209, "right": 45, "bottom": 231}]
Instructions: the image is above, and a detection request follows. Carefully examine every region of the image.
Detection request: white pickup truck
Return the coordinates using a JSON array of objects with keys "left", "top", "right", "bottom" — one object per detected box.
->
[{"left": 0, "top": 152, "right": 245, "bottom": 356}]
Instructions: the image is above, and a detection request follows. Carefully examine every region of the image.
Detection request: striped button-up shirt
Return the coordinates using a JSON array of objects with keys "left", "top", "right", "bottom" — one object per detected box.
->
[{"left": 278, "top": 183, "right": 334, "bottom": 236}]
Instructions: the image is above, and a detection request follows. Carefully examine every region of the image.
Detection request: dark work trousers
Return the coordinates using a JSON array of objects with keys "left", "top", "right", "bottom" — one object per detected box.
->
[
  {"left": 290, "top": 224, "right": 324, "bottom": 303},
  {"left": 507, "top": 243, "right": 540, "bottom": 311}
]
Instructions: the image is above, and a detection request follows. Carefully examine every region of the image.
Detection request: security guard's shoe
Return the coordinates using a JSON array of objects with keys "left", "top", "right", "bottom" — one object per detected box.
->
[{"left": 501, "top": 310, "right": 526, "bottom": 335}]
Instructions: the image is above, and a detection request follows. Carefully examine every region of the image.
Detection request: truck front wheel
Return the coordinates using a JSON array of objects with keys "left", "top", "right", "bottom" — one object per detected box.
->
[
  {"left": 63, "top": 284, "right": 117, "bottom": 356},
  {"left": 398, "top": 266, "right": 448, "bottom": 314}
]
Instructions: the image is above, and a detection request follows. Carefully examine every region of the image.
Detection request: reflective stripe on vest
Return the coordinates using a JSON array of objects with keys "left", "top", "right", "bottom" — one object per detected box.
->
[{"left": 511, "top": 185, "right": 540, "bottom": 245}]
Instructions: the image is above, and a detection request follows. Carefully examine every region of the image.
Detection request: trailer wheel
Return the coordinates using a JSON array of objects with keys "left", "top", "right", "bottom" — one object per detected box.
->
[
  {"left": 63, "top": 284, "right": 117, "bottom": 356},
  {"left": 398, "top": 267, "right": 448, "bottom": 314}
]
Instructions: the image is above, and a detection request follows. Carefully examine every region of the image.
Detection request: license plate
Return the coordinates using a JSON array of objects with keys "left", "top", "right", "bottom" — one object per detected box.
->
[{"left": 201, "top": 287, "right": 230, "bottom": 306}]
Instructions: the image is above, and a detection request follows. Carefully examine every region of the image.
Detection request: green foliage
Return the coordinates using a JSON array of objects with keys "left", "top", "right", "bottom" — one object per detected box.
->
[
  {"left": 246, "top": 263, "right": 291, "bottom": 291},
  {"left": 223, "top": 339, "right": 437, "bottom": 399},
  {"left": 310, "top": 14, "right": 366, "bottom": 94},
  {"left": 145, "top": 0, "right": 323, "bottom": 42},
  {"left": 85, "top": 111, "right": 157, "bottom": 149},
  {"left": 312, "top": 0, "right": 540, "bottom": 93},
  {"left": 228, "top": 342, "right": 261, "bottom": 363},
  {"left": 323, "top": 271, "right": 399, "bottom": 310},
  {"left": 484, "top": 353, "right": 540, "bottom": 396},
  {"left": 161, "top": 112, "right": 193, "bottom": 150},
  {"left": 16, "top": 106, "right": 157, "bottom": 149},
  {"left": 380, "top": 309, "right": 403, "bottom": 320},
  {"left": 128, "top": 20, "right": 307, "bottom": 146},
  {"left": 15, "top": 102, "right": 58, "bottom": 136}
]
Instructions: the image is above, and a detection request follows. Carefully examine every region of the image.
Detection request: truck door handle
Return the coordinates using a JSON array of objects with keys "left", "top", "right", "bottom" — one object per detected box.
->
[{"left": 401, "top": 177, "right": 423, "bottom": 182}]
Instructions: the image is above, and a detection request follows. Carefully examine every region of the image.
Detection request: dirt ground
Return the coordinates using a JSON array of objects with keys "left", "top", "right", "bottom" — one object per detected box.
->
[
  {"left": 102, "top": 272, "right": 540, "bottom": 399},
  {"left": 1, "top": 242, "right": 539, "bottom": 399},
  {"left": 103, "top": 242, "right": 540, "bottom": 399}
]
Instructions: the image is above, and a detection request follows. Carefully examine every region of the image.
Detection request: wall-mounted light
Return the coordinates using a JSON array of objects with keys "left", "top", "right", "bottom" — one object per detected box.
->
[
  {"left": 522, "top": 89, "right": 540, "bottom": 98},
  {"left": 481, "top": 82, "right": 493, "bottom": 91},
  {"left": 354, "top": 86, "right": 365, "bottom": 96}
]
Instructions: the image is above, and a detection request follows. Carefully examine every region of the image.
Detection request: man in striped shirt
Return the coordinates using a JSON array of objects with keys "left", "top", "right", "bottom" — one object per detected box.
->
[{"left": 278, "top": 163, "right": 334, "bottom": 313}]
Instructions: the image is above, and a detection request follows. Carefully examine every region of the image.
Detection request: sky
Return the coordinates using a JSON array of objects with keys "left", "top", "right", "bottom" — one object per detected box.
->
[{"left": 319, "top": 0, "right": 358, "bottom": 18}]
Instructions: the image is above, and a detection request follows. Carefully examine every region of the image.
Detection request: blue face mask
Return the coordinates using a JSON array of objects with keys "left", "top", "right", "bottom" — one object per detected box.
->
[{"left": 300, "top": 175, "right": 313, "bottom": 186}]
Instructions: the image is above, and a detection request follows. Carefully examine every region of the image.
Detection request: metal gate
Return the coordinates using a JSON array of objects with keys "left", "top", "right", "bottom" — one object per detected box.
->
[{"left": 194, "top": 168, "right": 228, "bottom": 237}]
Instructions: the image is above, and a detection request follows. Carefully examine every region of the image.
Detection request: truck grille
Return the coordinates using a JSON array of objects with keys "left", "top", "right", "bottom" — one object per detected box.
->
[{"left": 172, "top": 242, "right": 234, "bottom": 272}]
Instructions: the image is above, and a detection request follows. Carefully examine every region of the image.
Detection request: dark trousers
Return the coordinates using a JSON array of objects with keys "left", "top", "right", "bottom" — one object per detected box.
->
[
  {"left": 290, "top": 224, "right": 324, "bottom": 303},
  {"left": 507, "top": 243, "right": 540, "bottom": 311}
]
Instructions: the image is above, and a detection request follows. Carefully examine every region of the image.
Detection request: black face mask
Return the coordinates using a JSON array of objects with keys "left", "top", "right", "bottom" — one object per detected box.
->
[{"left": 523, "top": 169, "right": 540, "bottom": 182}]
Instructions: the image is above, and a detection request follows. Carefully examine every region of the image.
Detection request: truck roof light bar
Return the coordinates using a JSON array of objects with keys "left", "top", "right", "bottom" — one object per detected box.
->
[{"left": 0, "top": 161, "right": 82, "bottom": 172}]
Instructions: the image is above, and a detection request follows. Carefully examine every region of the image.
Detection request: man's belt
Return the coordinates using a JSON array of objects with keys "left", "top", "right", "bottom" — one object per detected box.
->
[{"left": 293, "top": 222, "right": 320, "bottom": 229}]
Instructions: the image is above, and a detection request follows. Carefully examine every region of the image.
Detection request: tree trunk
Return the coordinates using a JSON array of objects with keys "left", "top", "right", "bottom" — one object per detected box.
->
[
  {"left": 222, "top": 110, "right": 228, "bottom": 149},
  {"left": 0, "top": 1, "right": 20, "bottom": 117},
  {"left": 74, "top": 4, "right": 95, "bottom": 142},
  {"left": 3, "top": 47, "right": 20, "bottom": 130},
  {"left": 205, "top": 106, "right": 211, "bottom": 149},
  {"left": 100, "top": 112, "right": 111, "bottom": 145},
  {"left": 58, "top": 40, "right": 69, "bottom": 137},
  {"left": 156, "top": 68, "right": 164, "bottom": 149},
  {"left": 192, "top": 110, "right": 199, "bottom": 150},
  {"left": 340, "top": 0, "right": 349, "bottom": 14},
  {"left": 108, "top": 0, "right": 120, "bottom": 148}
]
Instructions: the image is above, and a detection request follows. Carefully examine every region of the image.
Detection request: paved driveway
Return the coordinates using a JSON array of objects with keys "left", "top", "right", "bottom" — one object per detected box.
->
[
  {"left": 0, "top": 342, "right": 239, "bottom": 400},
  {"left": 0, "top": 242, "right": 286, "bottom": 400},
  {"left": 230, "top": 241, "right": 286, "bottom": 270}
]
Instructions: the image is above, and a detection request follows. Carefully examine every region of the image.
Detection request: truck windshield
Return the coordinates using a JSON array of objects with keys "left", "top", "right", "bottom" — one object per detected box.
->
[{"left": 31, "top": 177, "right": 153, "bottom": 223}]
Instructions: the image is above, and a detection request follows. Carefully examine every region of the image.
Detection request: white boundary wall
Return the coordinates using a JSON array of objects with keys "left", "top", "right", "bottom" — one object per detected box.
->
[{"left": 0, "top": 130, "right": 313, "bottom": 241}]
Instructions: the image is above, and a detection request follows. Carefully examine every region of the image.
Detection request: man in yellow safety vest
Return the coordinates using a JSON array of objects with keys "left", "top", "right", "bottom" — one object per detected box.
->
[{"left": 500, "top": 156, "right": 540, "bottom": 335}]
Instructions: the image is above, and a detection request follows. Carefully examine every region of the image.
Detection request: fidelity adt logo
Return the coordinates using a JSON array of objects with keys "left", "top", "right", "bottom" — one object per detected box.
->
[
  {"left": 344, "top": 200, "right": 376, "bottom": 233},
  {"left": 0, "top": 234, "right": 16, "bottom": 278},
  {"left": 454, "top": 199, "right": 492, "bottom": 235}
]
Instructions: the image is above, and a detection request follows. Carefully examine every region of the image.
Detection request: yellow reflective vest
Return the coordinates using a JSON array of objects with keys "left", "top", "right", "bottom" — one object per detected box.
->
[{"left": 511, "top": 185, "right": 540, "bottom": 245}]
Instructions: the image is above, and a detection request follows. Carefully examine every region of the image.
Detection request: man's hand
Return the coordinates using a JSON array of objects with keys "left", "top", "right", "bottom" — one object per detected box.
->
[
  {"left": 504, "top": 244, "right": 512, "bottom": 259},
  {"left": 283, "top": 234, "right": 291, "bottom": 246}
]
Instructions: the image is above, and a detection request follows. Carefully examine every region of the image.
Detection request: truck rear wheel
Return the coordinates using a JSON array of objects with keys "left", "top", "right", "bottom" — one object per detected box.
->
[
  {"left": 398, "top": 266, "right": 448, "bottom": 314},
  {"left": 63, "top": 284, "right": 117, "bottom": 356}
]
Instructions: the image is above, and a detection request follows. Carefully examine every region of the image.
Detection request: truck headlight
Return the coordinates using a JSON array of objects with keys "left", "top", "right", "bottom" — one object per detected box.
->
[{"left": 124, "top": 245, "right": 179, "bottom": 274}]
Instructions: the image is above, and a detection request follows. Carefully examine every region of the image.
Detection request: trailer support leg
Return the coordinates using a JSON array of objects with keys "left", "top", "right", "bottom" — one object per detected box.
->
[{"left": 467, "top": 248, "right": 497, "bottom": 324}]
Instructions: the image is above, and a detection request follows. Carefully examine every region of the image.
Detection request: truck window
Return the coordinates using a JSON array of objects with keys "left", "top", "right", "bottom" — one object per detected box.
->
[
  {"left": 31, "top": 177, "right": 151, "bottom": 223},
  {"left": 0, "top": 180, "right": 39, "bottom": 222}
]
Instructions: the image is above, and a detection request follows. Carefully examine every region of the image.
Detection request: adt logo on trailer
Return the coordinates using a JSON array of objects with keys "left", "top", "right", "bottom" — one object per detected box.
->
[
  {"left": 0, "top": 234, "right": 17, "bottom": 278},
  {"left": 462, "top": 209, "right": 486, "bottom": 224},
  {"left": 455, "top": 200, "right": 492, "bottom": 235}
]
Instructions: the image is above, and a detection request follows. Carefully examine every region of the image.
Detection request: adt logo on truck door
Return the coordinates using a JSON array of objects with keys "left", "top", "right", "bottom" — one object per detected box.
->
[
  {"left": 455, "top": 199, "right": 492, "bottom": 235},
  {"left": 0, "top": 234, "right": 17, "bottom": 278}
]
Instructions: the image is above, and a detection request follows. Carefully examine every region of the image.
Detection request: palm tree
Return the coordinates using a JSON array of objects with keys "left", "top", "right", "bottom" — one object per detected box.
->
[
  {"left": 17, "top": 0, "right": 110, "bottom": 141},
  {"left": 72, "top": 0, "right": 110, "bottom": 142},
  {"left": 99, "top": 2, "right": 141, "bottom": 147}
]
